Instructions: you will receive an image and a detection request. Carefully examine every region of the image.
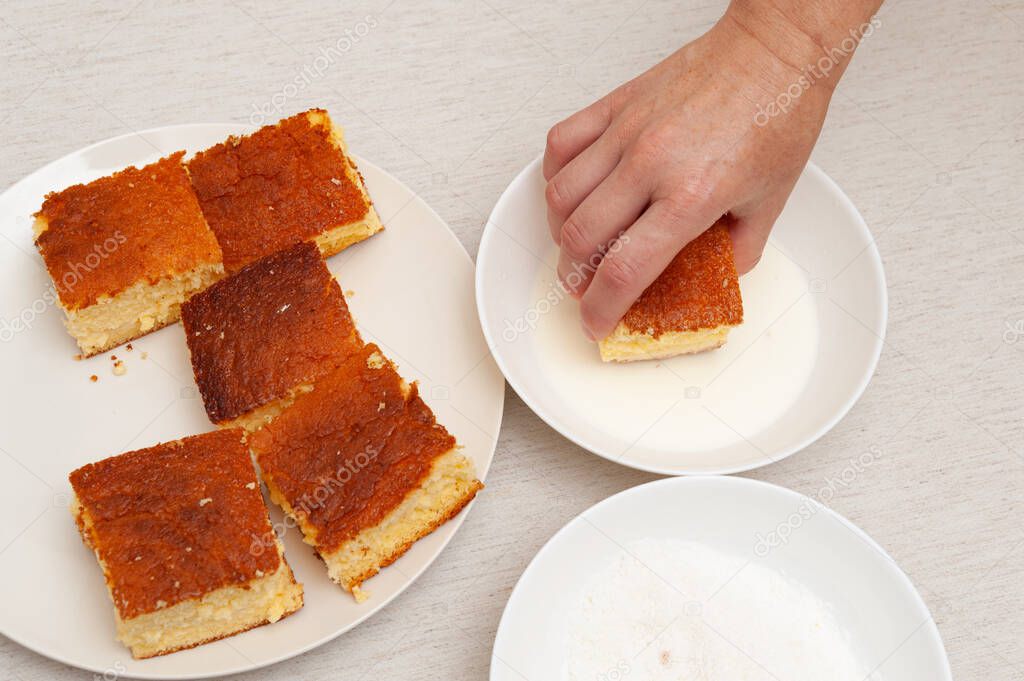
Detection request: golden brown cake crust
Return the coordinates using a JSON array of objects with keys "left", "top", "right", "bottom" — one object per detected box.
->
[
  {"left": 186, "top": 108, "right": 373, "bottom": 272},
  {"left": 181, "top": 241, "right": 361, "bottom": 424},
  {"left": 34, "top": 152, "right": 222, "bottom": 311},
  {"left": 619, "top": 220, "right": 743, "bottom": 335},
  {"left": 250, "top": 343, "right": 458, "bottom": 554},
  {"left": 68, "top": 429, "right": 281, "bottom": 620}
]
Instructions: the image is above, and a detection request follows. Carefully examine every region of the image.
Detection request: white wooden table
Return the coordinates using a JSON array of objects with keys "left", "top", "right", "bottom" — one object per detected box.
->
[{"left": 1, "top": 1, "right": 1021, "bottom": 679}]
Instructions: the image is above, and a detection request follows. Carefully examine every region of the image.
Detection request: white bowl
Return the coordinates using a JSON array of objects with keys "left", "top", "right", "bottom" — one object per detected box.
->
[
  {"left": 476, "top": 157, "right": 886, "bottom": 475},
  {"left": 491, "top": 476, "right": 951, "bottom": 680}
]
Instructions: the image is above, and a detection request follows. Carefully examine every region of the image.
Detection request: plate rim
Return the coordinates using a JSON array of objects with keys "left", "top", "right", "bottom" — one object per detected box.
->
[
  {"left": 489, "top": 475, "right": 952, "bottom": 681},
  {"left": 0, "top": 122, "right": 505, "bottom": 679},
  {"left": 475, "top": 155, "right": 888, "bottom": 476}
]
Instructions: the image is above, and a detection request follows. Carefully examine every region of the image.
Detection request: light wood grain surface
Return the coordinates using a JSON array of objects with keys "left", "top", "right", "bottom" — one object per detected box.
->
[{"left": 1, "top": 1, "right": 1021, "bottom": 679}]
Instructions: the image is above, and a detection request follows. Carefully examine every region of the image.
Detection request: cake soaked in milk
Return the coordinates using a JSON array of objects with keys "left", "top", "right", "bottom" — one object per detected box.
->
[
  {"left": 33, "top": 152, "right": 224, "bottom": 356},
  {"left": 186, "top": 108, "right": 383, "bottom": 273},
  {"left": 249, "top": 342, "right": 482, "bottom": 602},
  {"left": 598, "top": 221, "right": 743, "bottom": 362},
  {"left": 181, "top": 241, "right": 362, "bottom": 431},
  {"left": 68, "top": 429, "right": 303, "bottom": 658}
]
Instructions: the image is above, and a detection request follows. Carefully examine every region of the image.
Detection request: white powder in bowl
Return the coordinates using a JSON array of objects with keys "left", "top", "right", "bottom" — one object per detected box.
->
[{"left": 568, "top": 538, "right": 879, "bottom": 681}]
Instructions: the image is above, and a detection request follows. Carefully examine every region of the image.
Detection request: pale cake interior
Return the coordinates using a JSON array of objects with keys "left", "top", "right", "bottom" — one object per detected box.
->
[
  {"left": 73, "top": 494, "right": 302, "bottom": 659},
  {"left": 35, "top": 214, "right": 224, "bottom": 357},
  {"left": 117, "top": 559, "right": 301, "bottom": 659},
  {"left": 221, "top": 383, "right": 313, "bottom": 432},
  {"left": 262, "top": 447, "right": 480, "bottom": 603},
  {"left": 308, "top": 109, "right": 384, "bottom": 256},
  {"left": 598, "top": 323, "right": 734, "bottom": 362},
  {"left": 65, "top": 262, "right": 224, "bottom": 357}
]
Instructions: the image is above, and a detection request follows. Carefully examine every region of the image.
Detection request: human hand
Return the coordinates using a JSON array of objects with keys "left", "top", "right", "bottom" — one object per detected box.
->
[{"left": 543, "top": 1, "right": 876, "bottom": 340}]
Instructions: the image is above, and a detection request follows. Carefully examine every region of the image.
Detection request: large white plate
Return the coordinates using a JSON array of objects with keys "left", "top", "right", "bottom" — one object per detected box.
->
[
  {"left": 491, "top": 476, "right": 951, "bottom": 680},
  {"left": 0, "top": 124, "right": 504, "bottom": 679},
  {"left": 476, "top": 157, "right": 886, "bottom": 475}
]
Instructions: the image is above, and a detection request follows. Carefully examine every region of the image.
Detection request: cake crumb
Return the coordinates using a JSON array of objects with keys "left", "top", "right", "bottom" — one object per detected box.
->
[
  {"left": 660, "top": 650, "right": 671, "bottom": 666},
  {"left": 126, "top": 344, "right": 133, "bottom": 351},
  {"left": 112, "top": 360, "right": 126, "bottom": 376},
  {"left": 110, "top": 355, "right": 117, "bottom": 361},
  {"left": 345, "top": 289, "right": 355, "bottom": 297},
  {"left": 141, "top": 351, "right": 148, "bottom": 359},
  {"left": 89, "top": 375, "right": 98, "bottom": 382},
  {"left": 198, "top": 497, "right": 212, "bottom": 507},
  {"left": 73, "top": 354, "right": 83, "bottom": 361},
  {"left": 352, "top": 586, "right": 369, "bottom": 603}
]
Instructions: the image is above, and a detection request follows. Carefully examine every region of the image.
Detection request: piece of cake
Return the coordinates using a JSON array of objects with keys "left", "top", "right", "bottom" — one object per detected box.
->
[
  {"left": 598, "top": 221, "right": 743, "bottom": 362},
  {"left": 33, "top": 152, "right": 224, "bottom": 356},
  {"left": 68, "top": 429, "right": 303, "bottom": 659},
  {"left": 248, "top": 342, "right": 483, "bottom": 602},
  {"left": 186, "top": 108, "right": 383, "bottom": 273},
  {"left": 181, "top": 241, "right": 362, "bottom": 431}
]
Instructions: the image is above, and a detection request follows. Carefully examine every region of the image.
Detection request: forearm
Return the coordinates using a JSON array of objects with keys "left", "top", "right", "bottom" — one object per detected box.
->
[{"left": 725, "top": 0, "right": 884, "bottom": 88}]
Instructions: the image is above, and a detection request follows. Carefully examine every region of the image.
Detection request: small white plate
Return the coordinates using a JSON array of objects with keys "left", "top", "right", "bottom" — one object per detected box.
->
[
  {"left": 491, "top": 476, "right": 951, "bottom": 681},
  {"left": 476, "top": 157, "right": 886, "bottom": 475},
  {"left": 0, "top": 124, "right": 504, "bottom": 679}
]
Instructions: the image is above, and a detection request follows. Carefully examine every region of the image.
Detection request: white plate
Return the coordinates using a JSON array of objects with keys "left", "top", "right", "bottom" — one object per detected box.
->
[
  {"left": 476, "top": 157, "right": 886, "bottom": 475},
  {"left": 0, "top": 124, "right": 504, "bottom": 679},
  {"left": 491, "top": 476, "right": 951, "bottom": 681}
]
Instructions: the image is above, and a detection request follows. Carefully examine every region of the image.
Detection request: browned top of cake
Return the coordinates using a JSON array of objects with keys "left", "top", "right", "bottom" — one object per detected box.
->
[
  {"left": 181, "top": 241, "right": 360, "bottom": 424},
  {"left": 68, "top": 429, "right": 280, "bottom": 620},
  {"left": 619, "top": 221, "right": 743, "bottom": 336},
  {"left": 186, "top": 109, "right": 372, "bottom": 273},
  {"left": 34, "top": 152, "right": 222, "bottom": 311},
  {"left": 250, "top": 343, "right": 456, "bottom": 553}
]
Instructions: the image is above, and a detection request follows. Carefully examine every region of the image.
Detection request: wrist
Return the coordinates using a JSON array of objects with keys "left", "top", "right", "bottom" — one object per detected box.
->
[{"left": 723, "top": 0, "right": 881, "bottom": 90}]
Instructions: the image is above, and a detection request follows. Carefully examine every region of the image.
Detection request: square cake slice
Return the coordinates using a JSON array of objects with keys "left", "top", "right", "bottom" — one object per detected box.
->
[
  {"left": 598, "top": 220, "right": 744, "bottom": 362},
  {"left": 181, "top": 241, "right": 362, "bottom": 431},
  {"left": 68, "top": 429, "right": 303, "bottom": 659},
  {"left": 186, "top": 108, "right": 383, "bottom": 273},
  {"left": 33, "top": 151, "right": 224, "bottom": 356},
  {"left": 249, "top": 342, "right": 483, "bottom": 602}
]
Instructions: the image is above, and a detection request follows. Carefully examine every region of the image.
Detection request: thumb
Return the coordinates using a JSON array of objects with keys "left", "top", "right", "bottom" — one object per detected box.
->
[{"left": 727, "top": 187, "right": 791, "bottom": 275}]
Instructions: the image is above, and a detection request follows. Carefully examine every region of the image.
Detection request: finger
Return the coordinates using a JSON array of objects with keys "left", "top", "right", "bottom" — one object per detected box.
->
[
  {"left": 556, "top": 161, "right": 650, "bottom": 297},
  {"left": 545, "top": 133, "right": 622, "bottom": 243},
  {"left": 579, "top": 199, "right": 723, "bottom": 341},
  {"left": 728, "top": 188, "right": 791, "bottom": 274},
  {"left": 543, "top": 97, "right": 613, "bottom": 181}
]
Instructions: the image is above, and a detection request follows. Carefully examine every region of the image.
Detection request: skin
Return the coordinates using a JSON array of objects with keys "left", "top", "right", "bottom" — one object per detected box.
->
[{"left": 544, "top": 0, "right": 885, "bottom": 340}]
